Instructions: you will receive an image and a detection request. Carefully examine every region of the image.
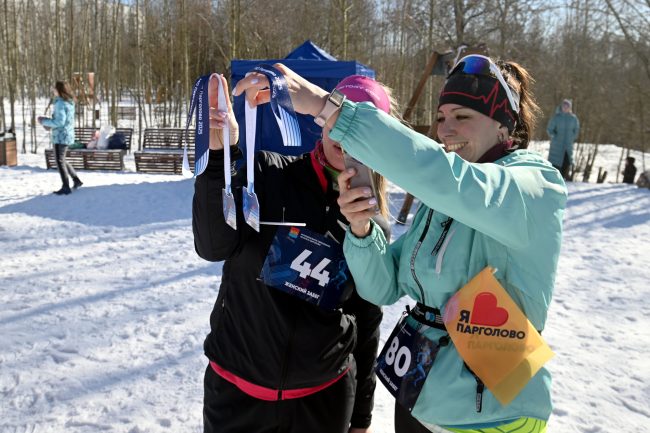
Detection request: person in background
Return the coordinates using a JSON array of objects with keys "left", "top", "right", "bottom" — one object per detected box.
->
[
  {"left": 547, "top": 98, "right": 580, "bottom": 180},
  {"left": 235, "top": 55, "right": 566, "bottom": 433},
  {"left": 622, "top": 156, "right": 637, "bottom": 184},
  {"left": 38, "top": 81, "right": 82, "bottom": 195},
  {"left": 193, "top": 73, "right": 399, "bottom": 433}
]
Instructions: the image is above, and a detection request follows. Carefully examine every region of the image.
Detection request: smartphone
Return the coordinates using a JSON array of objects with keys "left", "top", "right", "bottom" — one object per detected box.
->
[{"left": 343, "top": 151, "right": 379, "bottom": 211}]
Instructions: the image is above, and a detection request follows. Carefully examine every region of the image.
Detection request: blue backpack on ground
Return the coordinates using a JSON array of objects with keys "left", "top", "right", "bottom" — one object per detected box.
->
[{"left": 107, "top": 133, "right": 127, "bottom": 150}]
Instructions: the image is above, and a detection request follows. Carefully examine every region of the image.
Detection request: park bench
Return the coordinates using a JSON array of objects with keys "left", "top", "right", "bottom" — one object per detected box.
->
[
  {"left": 134, "top": 128, "right": 195, "bottom": 174},
  {"left": 116, "top": 106, "right": 137, "bottom": 121},
  {"left": 44, "top": 127, "right": 134, "bottom": 171}
]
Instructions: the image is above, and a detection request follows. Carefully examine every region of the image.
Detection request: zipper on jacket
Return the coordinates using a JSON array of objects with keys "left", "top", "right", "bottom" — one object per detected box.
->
[
  {"left": 475, "top": 378, "right": 484, "bottom": 413},
  {"left": 410, "top": 209, "right": 434, "bottom": 303},
  {"left": 431, "top": 217, "right": 454, "bottom": 275},
  {"left": 435, "top": 226, "right": 457, "bottom": 275},
  {"left": 464, "top": 362, "right": 484, "bottom": 412},
  {"left": 431, "top": 217, "right": 453, "bottom": 256}
]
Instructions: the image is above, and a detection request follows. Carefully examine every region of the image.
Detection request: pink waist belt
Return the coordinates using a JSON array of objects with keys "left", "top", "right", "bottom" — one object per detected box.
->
[{"left": 210, "top": 360, "right": 349, "bottom": 401}]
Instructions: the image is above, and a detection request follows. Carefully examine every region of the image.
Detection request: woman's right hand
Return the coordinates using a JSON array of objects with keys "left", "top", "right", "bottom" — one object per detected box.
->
[
  {"left": 232, "top": 63, "right": 330, "bottom": 118},
  {"left": 337, "top": 168, "right": 376, "bottom": 238},
  {"left": 208, "top": 74, "right": 239, "bottom": 150}
]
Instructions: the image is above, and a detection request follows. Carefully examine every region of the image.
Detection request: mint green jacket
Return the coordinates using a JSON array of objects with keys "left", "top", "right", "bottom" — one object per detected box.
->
[{"left": 331, "top": 101, "right": 567, "bottom": 428}]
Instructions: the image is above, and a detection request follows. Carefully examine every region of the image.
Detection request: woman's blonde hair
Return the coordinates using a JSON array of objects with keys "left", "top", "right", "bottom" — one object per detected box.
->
[{"left": 372, "top": 83, "right": 402, "bottom": 219}]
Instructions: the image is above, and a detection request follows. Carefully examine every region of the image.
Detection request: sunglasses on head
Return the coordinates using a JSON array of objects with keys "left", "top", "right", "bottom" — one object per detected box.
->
[{"left": 449, "top": 54, "right": 520, "bottom": 114}]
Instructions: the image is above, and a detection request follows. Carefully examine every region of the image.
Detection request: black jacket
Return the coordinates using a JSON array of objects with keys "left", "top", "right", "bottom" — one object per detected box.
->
[
  {"left": 192, "top": 147, "right": 382, "bottom": 428},
  {"left": 623, "top": 163, "right": 637, "bottom": 184}
]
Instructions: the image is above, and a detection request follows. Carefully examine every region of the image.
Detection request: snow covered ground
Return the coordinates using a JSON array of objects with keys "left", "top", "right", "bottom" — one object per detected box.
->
[{"left": 1, "top": 139, "right": 649, "bottom": 432}]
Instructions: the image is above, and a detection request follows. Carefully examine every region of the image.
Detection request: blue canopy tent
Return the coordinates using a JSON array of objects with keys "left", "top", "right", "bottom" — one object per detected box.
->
[{"left": 230, "top": 40, "right": 375, "bottom": 158}]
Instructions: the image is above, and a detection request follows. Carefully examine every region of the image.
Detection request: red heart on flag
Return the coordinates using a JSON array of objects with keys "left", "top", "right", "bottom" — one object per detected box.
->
[{"left": 470, "top": 292, "right": 509, "bottom": 326}]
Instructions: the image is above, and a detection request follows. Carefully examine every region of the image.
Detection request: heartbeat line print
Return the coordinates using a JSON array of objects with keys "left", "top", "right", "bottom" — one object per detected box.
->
[{"left": 441, "top": 81, "right": 516, "bottom": 121}]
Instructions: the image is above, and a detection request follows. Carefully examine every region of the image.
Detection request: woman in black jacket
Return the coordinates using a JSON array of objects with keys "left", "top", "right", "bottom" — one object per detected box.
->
[{"left": 193, "top": 74, "right": 396, "bottom": 433}]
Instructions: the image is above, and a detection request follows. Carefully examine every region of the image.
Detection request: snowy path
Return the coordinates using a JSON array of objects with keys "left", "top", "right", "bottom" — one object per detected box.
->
[{"left": 1, "top": 152, "right": 649, "bottom": 433}]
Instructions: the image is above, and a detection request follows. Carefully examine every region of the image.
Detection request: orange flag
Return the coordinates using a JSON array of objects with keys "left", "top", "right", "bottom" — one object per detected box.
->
[{"left": 442, "top": 267, "right": 554, "bottom": 405}]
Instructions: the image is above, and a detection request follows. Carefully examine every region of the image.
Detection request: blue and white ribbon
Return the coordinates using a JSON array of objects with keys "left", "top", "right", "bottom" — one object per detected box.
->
[
  {"left": 213, "top": 74, "right": 237, "bottom": 230},
  {"left": 182, "top": 74, "right": 213, "bottom": 178},
  {"left": 250, "top": 64, "right": 301, "bottom": 148},
  {"left": 243, "top": 98, "right": 260, "bottom": 231}
]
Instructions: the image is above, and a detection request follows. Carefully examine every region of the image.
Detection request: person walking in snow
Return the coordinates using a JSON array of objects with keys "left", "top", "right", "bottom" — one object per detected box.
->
[
  {"left": 193, "top": 73, "right": 399, "bottom": 433},
  {"left": 547, "top": 99, "right": 580, "bottom": 180},
  {"left": 38, "top": 81, "right": 83, "bottom": 195}
]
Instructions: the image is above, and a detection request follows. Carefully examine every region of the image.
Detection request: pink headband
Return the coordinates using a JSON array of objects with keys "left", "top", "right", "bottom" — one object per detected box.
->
[{"left": 335, "top": 75, "right": 390, "bottom": 113}]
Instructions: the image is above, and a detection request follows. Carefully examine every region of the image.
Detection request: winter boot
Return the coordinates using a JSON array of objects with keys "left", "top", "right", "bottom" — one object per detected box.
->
[
  {"left": 54, "top": 186, "right": 72, "bottom": 195},
  {"left": 72, "top": 177, "right": 83, "bottom": 189}
]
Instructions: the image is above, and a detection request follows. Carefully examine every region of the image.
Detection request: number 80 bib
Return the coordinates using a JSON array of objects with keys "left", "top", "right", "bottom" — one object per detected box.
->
[
  {"left": 376, "top": 313, "right": 446, "bottom": 412},
  {"left": 260, "top": 226, "right": 353, "bottom": 310}
]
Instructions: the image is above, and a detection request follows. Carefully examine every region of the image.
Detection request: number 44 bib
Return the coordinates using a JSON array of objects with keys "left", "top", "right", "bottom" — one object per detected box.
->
[{"left": 260, "top": 226, "right": 353, "bottom": 310}]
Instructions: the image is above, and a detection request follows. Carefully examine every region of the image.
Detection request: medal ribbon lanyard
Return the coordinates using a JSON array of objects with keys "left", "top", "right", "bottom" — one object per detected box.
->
[
  {"left": 182, "top": 74, "right": 212, "bottom": 178},
  {"left": 242, "top": 64, "right": 302, "bottom": 231},
  {"left": 180, "top": 73, "right": 237, "bottom": 229},
  {"left": 215, "top": 74, "right": 237, "bottom": 230}
]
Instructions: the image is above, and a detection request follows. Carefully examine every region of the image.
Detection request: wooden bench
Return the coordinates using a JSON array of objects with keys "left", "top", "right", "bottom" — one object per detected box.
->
[
  {"left": 44, "top": 127, "right": 134, "bottom": 171},
  {"left": 116, "top": 106, "right": 137, "bottom": 120},
  {"left": 134, "top": 128, "right": 195, "bottom": 174}
]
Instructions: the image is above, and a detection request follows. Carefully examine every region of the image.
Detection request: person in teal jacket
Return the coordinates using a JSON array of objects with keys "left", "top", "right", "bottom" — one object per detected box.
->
[
  {"left": 235, "top": 55, "right": 566, "bottom": 433},
  {"left": 38, "top": 81, "right": 82, "bottom": 195},
  {"left": 546, "top": 99, "right": 579, "bottom": 180}
]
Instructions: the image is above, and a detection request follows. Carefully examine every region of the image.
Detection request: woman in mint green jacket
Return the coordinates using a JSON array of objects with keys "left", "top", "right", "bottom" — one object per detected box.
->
[{"left": 235, "top": 57, "right": 566, "bottom": 433}]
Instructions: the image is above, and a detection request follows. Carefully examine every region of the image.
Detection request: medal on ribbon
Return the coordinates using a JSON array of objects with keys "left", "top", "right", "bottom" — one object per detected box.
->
[
  {"left": 182, "top": 73, "right": 237, "bottom": 228},
  {"left": 243, "top": 99, "right": 260, "bottom": 231},
  {"left": 213, "top": 74, "right": 237, "bottom": 230},
  {"left": 241, "top": 64, "right": 302, "bottom": 230}
]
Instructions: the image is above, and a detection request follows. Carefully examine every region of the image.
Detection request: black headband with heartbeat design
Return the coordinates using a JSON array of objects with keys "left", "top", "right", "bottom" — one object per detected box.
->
[{"left": 438, "top": 73, "right": 518, "bottom": 133}]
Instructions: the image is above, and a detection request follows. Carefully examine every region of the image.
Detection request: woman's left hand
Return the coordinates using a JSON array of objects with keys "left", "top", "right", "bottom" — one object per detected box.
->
[
  {"left": 208, "top": 74, "right": 239, "bottom": 150},
  {"left": 37, "top": 116, "right": 51, "bottom": 130},
  {"left": 337, "top": 168, "right": 377, "bottom": 238}
]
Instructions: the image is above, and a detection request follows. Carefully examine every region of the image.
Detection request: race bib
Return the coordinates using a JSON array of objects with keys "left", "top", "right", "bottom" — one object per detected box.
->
[
  {"left": 376, "top": 314, "right": 446, "bottom": 412},
  {"left": 442, "top": 267, "right": 554, "bottom": 405},
  {"left": 260, "top": 226, "right": 353, "bottom": 309}
]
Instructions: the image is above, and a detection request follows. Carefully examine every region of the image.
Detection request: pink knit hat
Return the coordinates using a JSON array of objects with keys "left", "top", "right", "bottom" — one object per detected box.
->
[{"left": 335, "top": 75, "right": 390, "bottom": 113}]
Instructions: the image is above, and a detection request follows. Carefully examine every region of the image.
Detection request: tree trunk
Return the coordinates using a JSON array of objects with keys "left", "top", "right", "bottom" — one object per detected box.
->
[{"left": 3, "top": 0, "right": 16, "bottom": 131}]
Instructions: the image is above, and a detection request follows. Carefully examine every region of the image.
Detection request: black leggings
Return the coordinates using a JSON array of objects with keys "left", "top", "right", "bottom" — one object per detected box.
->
[
  {"left": 203, "top": 364, "right": 356, "bottom": 433},
  {"left": 394, "top": 401, "right": 434, "bottom": 433},
  {"left": 54, "top": 144, "right": 78, "bottom": 188},
  {"left": 554, "top": 152, "right": 571, "bottom": 181}
]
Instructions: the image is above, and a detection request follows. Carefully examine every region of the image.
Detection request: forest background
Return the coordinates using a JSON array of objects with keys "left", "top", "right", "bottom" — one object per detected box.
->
[{"left": 2, "top": 0, "right": 649, "bottom": 166}]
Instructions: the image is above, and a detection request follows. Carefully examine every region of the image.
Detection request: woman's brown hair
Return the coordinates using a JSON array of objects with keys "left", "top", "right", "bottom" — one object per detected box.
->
[
  {"left": 496, "top": 60, "right": 541, "bottom": 149},
  {"left": 55, "top": 81, "right": 75, "bottom": 103}
]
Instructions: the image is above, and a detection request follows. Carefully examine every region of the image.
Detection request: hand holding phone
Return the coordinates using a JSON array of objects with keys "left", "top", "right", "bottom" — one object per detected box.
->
[{"left": 343, "top": 151, "right": 378, "bottom": 212}]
